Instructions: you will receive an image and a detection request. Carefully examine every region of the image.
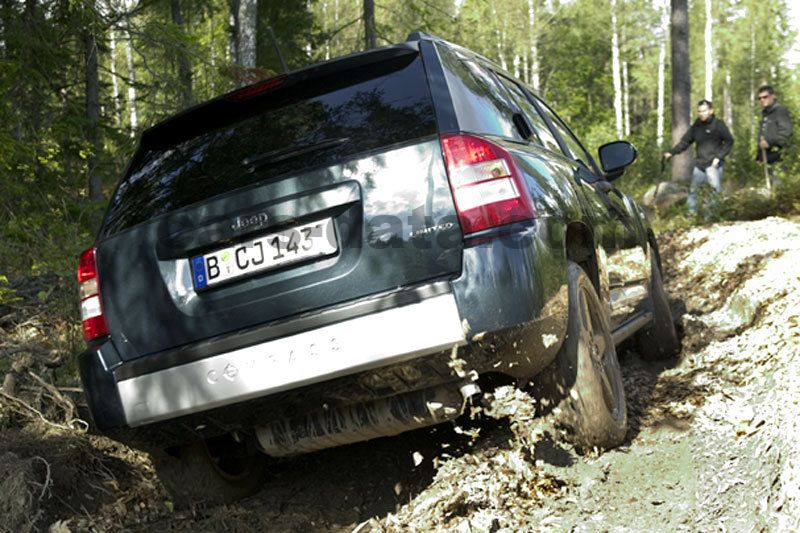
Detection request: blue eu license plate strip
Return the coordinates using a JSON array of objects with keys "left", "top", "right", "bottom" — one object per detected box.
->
[{"left": 192, "top": 256, "right": 208, "bottom": 289}]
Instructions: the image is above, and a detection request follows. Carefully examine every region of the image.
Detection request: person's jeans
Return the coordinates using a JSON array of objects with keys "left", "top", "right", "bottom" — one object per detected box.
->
[{"left": 687, "top": 164, "right": 722, "bottom": 215}]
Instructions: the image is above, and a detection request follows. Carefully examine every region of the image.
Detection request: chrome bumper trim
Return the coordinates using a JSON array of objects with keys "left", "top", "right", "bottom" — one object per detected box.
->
[{"left": 118, "top": 293, "right": 466, "bottom": 426}]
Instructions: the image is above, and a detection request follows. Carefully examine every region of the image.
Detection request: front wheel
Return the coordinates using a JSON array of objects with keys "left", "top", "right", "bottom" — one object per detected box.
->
[{"left": 544, "top": 261, "right": 628, "bottom": 452}]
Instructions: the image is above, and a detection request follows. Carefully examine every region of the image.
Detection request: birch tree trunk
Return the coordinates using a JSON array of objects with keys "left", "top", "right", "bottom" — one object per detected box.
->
[
  {"left": 657, "top": 0, "right": 668, "bottom": 148},
  {"left": 723, "top": 70, "right": 733, "bottom": 131},
  {"left": 322, "top": 1, "right": 330, "bottom": 60},
  {"left": 363, "top": 0, "right": 376, "bottom": 49},
  {"left": 749, "top": 21, "right": 756, "bottom": 142},
  {"left": 171, "top": 0, "right": 193, "bottom": 108},
  {"left": 108, "top": 26, "right": 122, "bottom": 127},
  {"left": 522, "top": 51, "right": 529, "bottom": 85},
  {"left": 704, "top": 0, "right": 712, "bottom": 101},
  {"left": 333, "top": 0, "right": 340, "bottom": 54},
  {"left": 623, "top": 60, "right": 630, "bottom": 137},
  {"left": 237, "top": 0, "right": 257, "bottom": 68},
  {"left": 123, "top": 10, "right": 138, "bottom": 137},
  {"left": 611, "top": 0, "right": 623, "bottom": 139},
  {"left": 670, "top": 0, "right": 692, "bottom": 182},
  {"left": 209, "top": 17, "right": 217, "bottom": 92},
  {"left": 491, "top": 5, "right": 508, "bottom": 70},
  {"left": 228, "top": 0, "right": 239, "bottom": 63},
  {"left": 84, "top": 27, "right": 103, "bottom": 202},
  {"left": 528, "top": 0, "right": 540, "bottom": 91}
]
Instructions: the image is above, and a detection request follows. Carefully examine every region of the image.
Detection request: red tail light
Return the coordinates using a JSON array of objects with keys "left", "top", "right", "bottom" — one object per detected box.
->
[
  {"left": 440, "top": 134, "right": 536, "bottom": 234},
  {"left": 77, "top": 247, "right": 109, "bottom": 342}
]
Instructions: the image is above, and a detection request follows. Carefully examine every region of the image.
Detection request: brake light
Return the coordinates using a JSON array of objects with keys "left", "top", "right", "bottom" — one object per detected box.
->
[
  {"left": 440, "top": 134, "right": 536, "bottom": 234},
  {"left": 224, "top": 75, "right": 287, "bottom": 102},
  {"left": 77, "top": 247, "right": 109, "bottom": 342}
]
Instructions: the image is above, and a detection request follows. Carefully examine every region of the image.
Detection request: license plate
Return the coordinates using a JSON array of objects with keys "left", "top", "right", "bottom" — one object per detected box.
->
[{"left": 191, "top": 218, "right": 337, "bottom": 290}]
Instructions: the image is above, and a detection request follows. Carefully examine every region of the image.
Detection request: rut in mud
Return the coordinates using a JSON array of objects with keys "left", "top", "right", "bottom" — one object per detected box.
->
[{"left": 1, "top": 216, "right": 800, "bottom": 532}]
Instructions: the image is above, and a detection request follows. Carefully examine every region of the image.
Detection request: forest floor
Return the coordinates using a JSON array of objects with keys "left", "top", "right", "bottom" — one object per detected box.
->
[{"left": 2, "top": 216, "right": 800, "bottom": 532}]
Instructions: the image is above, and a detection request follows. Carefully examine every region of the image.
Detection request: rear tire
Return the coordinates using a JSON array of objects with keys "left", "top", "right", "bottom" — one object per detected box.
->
[
  {"left": 151, "top": 434, "right": 267, "bottom": 507},
  {"left": 636, "top": 244, "right": 681, "bottom": 360},
  {"left": 543, "top": 261, "right": 628, "bottom": 452}
]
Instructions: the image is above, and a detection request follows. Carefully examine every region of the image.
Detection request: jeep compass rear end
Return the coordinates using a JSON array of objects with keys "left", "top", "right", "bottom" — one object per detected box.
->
[{"left": 78, "top": 33, "right": 661, "bottom": 505}]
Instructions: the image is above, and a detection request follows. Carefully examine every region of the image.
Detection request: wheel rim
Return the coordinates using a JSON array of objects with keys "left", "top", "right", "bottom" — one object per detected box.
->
[{"left": 579, "top": 286, "right": 624, "bottom": 422}]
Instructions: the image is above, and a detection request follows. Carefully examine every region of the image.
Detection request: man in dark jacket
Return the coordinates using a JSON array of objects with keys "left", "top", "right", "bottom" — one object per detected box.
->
[
  {"left": 664, "top": 99, "right": 733, "bottom": 215},
  {"left": 757, "top": 85, "right": 793, "bottom": 187}
]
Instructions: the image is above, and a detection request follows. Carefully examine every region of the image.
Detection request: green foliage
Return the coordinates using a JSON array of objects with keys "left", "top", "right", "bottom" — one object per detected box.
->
[{"left": 0, "top": 0, "right": 797, "bottom": 289}]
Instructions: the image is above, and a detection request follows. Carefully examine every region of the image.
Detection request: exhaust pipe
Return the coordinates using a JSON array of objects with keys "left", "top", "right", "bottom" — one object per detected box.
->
[{"left": 255, "top": 381, "right": 479, "bottom": 457}]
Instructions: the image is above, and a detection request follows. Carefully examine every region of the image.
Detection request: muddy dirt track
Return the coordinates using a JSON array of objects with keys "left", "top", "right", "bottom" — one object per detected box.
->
[{"left": 2, "top": 217, "right": 800, "bottom": 532}]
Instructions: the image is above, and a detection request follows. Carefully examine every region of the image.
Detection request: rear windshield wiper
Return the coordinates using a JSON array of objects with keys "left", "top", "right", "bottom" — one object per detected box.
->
[{"left": 242, "top": 137, "right": 351, "bottom": 171}]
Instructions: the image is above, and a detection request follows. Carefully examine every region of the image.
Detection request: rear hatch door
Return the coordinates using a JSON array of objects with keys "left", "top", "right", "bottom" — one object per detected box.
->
[{"left": 96, "top": 46, "right": 463, "bottom": 362}]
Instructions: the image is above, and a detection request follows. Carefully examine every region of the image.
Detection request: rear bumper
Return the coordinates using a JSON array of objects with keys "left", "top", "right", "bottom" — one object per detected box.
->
[
  {"left": 119, "top": 293, "right": 465, "bottom": 427},
  {"left": 81, "top": 289, "right": 465, "bottom": 431},
  {"left": 79, "top": 220, "right": 569, "bottom": 448}
]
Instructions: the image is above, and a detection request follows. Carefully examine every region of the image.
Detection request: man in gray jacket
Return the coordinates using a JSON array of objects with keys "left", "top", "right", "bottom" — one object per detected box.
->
[{"left": 757, "top": 85, "right": 793, "bottom": 187}]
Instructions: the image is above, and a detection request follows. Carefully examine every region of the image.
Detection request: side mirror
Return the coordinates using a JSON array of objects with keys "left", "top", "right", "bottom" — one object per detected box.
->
[{"left": 598, "top": 141, "right": 637, "bottom": 181}]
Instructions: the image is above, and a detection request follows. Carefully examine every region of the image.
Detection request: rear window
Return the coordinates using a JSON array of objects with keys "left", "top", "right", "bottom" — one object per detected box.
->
[
  {"left": 436, "top": 44, "right": 522, "bottom": 140},
  {"left": 102, "top": 55, "right": 436, "bottom": 236}
]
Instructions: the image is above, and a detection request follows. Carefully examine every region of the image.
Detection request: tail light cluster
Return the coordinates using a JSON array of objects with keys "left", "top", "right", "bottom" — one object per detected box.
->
[
  {"left": 77, "top": 247, "right": 109, "bottom": 342},
  {"left": 440, "top": 133, "right": 536, "bottom": 235}
]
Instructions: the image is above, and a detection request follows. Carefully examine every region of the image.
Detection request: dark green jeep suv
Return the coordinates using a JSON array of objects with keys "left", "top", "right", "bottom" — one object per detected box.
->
[{"left": 77, "top": 32, "right": 679, "bottom": 505}]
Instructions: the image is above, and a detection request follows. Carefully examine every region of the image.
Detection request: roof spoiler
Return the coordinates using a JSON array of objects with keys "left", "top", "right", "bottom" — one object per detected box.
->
[{"left": 406, "top": 31, "right": 446, "bottom": 43}]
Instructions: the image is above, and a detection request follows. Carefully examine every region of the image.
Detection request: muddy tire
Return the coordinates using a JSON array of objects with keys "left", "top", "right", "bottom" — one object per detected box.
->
[
  {"left": 636, "top": 244, "right": 681, "bottom": 360},
  {"left": 151, "top": 435, "right": 267, "bottom": 507},
  {"left": 546, "top": 261, "right": 628, "bottom": 452}
]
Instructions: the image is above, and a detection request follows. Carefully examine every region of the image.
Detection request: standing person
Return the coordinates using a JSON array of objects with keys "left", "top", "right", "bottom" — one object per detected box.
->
[
  {"left": 757, "top": 85, "right": 793, "bottom": 188},
  {"left": 664, "top": 99, "right": 734, "bottom": 216}
]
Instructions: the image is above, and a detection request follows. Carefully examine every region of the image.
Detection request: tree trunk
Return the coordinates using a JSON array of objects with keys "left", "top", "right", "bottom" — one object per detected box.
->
[
  {"left": 528, "top": 0, "right": 540, "bottom": 91},
  {"left": 23, "top": 0, "right": 42, "bottom": 136},
  {"left": 363, "top": 0, "right": 376, "bottom": 50},
  {"left": 704, "top": 0, "right": 712, "bottom": 101},
  {"left": 670, "top": 0, "right": 692, "bottom": 183},
  {"left": 611, "top": 0, "right": 623, "bottom": 138},
  {"left": 228, "top": 0, "right": 239, "bottom": 63},
  {"left": 171, "top": 0, "right": 193, "bottom": 108},
  {"left": 522, "top": 50, "right": 529, "bottom": 85},
  {"left": 84, "top": 28, "right": 103, "bottom": 202},
  {"left": 322, "top": 0, "right": 330, "bottom": 60},
  {"left": 491, "top": 5, "right": 508, "bottom": 70},
  {"left": 623, "top": 60, "right": 630, "bottom": 137},
  {"left": 749, "top": 20, "right": 755, "bottom": 143},
  {"left": 657, "top": 0, "right": 667, "bottom": 148},
  {"left": 124, "top": 16, "right": 138, "bottom": 137},
  {"left": 333, "top": 0, "right": 340, "bottom": 53},
  {"left": 724, "top": 70, "right": 733, "bottom": 131},
  {"left": 237, "top": 0, "right": 257, "bottom": 68},
  {"left": 108, "top": 27, "right": 122, "bottom": 127},
  {"left": 209, "top": 17, "right": 217, "bottom": 92}
]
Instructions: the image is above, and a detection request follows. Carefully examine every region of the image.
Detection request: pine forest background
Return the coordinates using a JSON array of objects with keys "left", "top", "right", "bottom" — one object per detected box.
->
[{"left": 0, "top": 0, "right": 797, "bottom": 308}]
